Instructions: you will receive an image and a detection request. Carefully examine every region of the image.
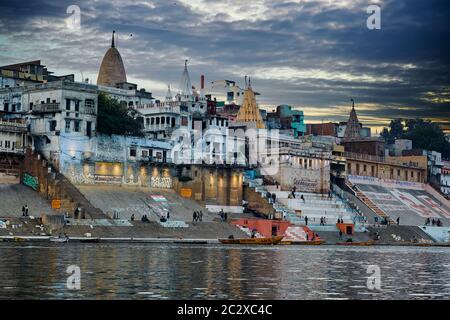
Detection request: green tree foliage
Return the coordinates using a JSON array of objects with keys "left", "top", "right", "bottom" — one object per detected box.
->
[
  {"left": 96, "top": 92, "right": 143, "bottom": 136},
  {"left": 381, "top": 118, "right": 450, "bottom": 158}
]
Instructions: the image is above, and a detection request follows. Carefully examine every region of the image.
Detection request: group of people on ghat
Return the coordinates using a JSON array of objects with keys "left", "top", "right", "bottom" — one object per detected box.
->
[
  {"left": 193, "top": 210, "right": 203, "bottom": 222},
  {"left": 218, "top": 209, "right": 228, "bottom": 222},
  {"left": 21, "top": 205, "right": 29, "bottom": 217},
  {"left": 425, "top": 217, "right": 444, "bottom": 227}
]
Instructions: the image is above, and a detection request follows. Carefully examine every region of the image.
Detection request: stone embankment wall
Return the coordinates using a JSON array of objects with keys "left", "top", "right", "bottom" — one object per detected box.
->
[
  {"left": 243, "top": 185, "right": 275, "bottom": 217},
  {"left": 21, "top": 148, "right": 104, "bottom": 219}
]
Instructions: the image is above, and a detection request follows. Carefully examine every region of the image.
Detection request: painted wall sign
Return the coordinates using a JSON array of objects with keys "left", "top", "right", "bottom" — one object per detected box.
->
[
  {"left": 180, "top": 188, "right": 192, "bottom": 198},
  {"left": 151, "top": 195, "right": 167, "bottom": 202},
  {"left": 23, "top": 173, "right": 39, "bottom": 191},
  {"left": 52, "top": 199, "right": 61, "bottom": 209},
  {"left": 150, "top": 176, "right": 172, "bottom": 189}
]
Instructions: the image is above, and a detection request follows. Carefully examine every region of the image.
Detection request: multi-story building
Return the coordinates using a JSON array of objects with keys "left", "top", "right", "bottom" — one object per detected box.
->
[
  {"left": 0, "top": 118, "right": 27, "bottom": 154},
  {"left": 265, "top": 104, "right": 306, "bottom": 138},
  {"left": 0, "top": 60, "right": 74, "bottom": 89},
  {"left": 21, "top": 80, "right": 98, "bottom": 167},
  {"left": 441, "top": 162, "right": 450, "bottom": 196},
  {"left": 135, "top": 61, "right": 207, "bottom": 140}
]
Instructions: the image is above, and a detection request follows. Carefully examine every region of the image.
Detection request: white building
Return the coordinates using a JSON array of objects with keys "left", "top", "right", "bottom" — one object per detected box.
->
[
  {"left": 0, "top": 119, "right": 27, "bottom": 154},
  {"left": 21, "top": 80, "right": 98, "bottom": 167},
  {"left": 208, "top": 79, "right": 245, "bottom": 105},
  {"left": 134, "top": 61, "right": 207, "bottom": 140},
  {"left": 441, "top": 162, "right": 450, "bottom": 196}
]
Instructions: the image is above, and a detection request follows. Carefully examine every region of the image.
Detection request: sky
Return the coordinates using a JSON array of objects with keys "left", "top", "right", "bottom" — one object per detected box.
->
[{"left": 0, "top": 0, "right": 449, "bottom": 132}]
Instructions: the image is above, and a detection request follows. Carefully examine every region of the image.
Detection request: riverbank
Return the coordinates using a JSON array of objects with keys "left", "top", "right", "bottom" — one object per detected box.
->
[{"left": 3, "top": 235, "right": 450, "bottom": 247}]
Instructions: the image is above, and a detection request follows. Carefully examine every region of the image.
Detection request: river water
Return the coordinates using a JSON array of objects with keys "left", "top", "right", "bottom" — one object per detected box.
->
[{"left": 1, "top": 243, "right": 450, "bottom": 300}]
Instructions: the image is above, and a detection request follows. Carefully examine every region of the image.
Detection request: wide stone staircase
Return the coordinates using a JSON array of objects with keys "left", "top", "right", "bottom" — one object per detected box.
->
[
  {"left": 345, "top": 180, "right": 396, "bottom": 225},
  {"left": 244, "top": 176, "right": 361, "bottom": 231}
]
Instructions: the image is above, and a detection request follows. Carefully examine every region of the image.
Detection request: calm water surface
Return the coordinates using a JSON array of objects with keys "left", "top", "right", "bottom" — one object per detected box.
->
[{"left": 1, "top": 243, "right": 450, "bottom": 300}]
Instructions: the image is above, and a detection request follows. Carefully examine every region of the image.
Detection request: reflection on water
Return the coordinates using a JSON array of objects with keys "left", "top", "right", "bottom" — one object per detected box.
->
[{"left": 1, "top": 243, "right": 450, "bottom": 300}]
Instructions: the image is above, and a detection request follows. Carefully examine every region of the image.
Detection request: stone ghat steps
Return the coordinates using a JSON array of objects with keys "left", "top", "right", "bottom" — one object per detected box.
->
[
  {"left": 57, "top": 221, "right": 248, "bottom": 239},
  {"left": 355, "top": 191, "right": 396, "bottom": 224},
  {"left": 368, "top": 225, "right": 435, "bottom": 244},
  {"left": 77, "top": 185, "right": 211, "bottom": 222},
  {"left": 0, "top": 184, "right": 55, "bottom": 218}
]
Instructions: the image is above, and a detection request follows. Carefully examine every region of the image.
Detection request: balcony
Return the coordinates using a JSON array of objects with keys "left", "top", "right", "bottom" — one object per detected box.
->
[
  {"left": 0, "top": 120, "right": 27, "bottom": 133},
  {"left": 0, "top": 147, "right": 25, "bottom": 155},
  {"left": 32, "top": 103, "right": 60, "bottom": 113}
]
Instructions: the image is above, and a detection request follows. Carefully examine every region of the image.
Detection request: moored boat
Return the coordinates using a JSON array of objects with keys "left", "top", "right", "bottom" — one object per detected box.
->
[
  {"left": 80, "top": 238, "right": 100, "bottom": 243},
  {"left": 49, "top": 236, "right": 69, "bottom": 243},
  {"left": 219, "top": 235, "right": 284, "bottom": 245},
  {"left": 336, "top": 240, "right": 375, "bottom": 246},
  {"left": 281, "top": 240, "right": 325, "bottom": 245}
]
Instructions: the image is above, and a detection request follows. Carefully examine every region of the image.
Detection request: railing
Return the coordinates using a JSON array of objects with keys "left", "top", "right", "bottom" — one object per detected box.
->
[
  {"left": 32, "top": 103, "right": 60, "bottom": 113},
  {"left": 0, "top": 147, "right": 25, "bottom": 154},
  {"left": 0, "top": 121, "right": 27, "bottom": 133},
  {"left": 84, "top": 107, "right": 96, "bottom": 115},
  {"left": 344, "top": 151, "right": 423, "bottom": 169}
]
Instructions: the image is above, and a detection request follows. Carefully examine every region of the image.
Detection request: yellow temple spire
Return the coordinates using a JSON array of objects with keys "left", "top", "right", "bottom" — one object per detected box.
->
[{"left": 235, "top": 78, "right": 265, "bottom": 129}]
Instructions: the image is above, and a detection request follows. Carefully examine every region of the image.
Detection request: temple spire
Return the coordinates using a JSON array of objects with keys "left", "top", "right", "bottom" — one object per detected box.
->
[
  {"left": 166, "top": 84, "right": 173, "bottom": 101},
  {"left": 111, "top": 30, "right": 116, "bottom": 48},
  {"left": 179, "top": 59, "right": 193, "bottom": 100},
  {"left": 235, "top": 83, "right": 265, "bottom": 129},
  {"left": 343, "top": 99, "right": 361, "bottom": 140}
]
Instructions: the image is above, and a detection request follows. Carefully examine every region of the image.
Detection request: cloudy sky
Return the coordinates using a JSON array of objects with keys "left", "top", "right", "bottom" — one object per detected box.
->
[{"left": 0, "top": 0, "right": 449, "bottom": 132}]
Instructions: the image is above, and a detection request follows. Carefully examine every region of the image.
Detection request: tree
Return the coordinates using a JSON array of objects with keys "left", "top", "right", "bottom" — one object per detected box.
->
[
  {"left": 380, "top": 118, "right": 450, "bottom": 159},
  {"left": 380, "top": 118, "right": 404, "bottom": 144},
  {"left": 96, "top": 92, "right": 143, "bottom": 136}
]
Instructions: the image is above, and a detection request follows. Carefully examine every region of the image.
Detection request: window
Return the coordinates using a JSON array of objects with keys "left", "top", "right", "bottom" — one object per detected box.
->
[
  {"left": 129, "top": 148, "right": 137, "bottom": 157},
  {"left": 356, "top": 164, "right": 360, "bottom": 174},
  {"left": 86, "top": 121, "right": 92, "bottom": 137},
  {"left": 151, "top": 118, "right": 155, "bottom": 125},
  {"left": 66, "top": 99, "right": 71, "bottom": 110},
  {"left": 75, "top": 101, "right": 80, "bottom": 112},
  {"left": 74, "top": 121, "right": 80, "bottom": 132},
  {"left": 49, "top": 120, "right": 57, "bottom": 132},
  {"left": 142, "top": 150, "right": 148, "bottom": 157},
  {"left": 29, "top": 102, "right": 33, "bottom": 110},
  {"left": 363, "top": 165, "right": 367, "bottom": 172},
  {"left": 397, "top": 169, "right": 401, "bottom": 176},
  {"left": 85, "top": 99, "right": 95, "bottom": 113},
  {"left": 411, "top": 171, "right": 414, "bottom": 178},
  {"left": 65, "top": 120, "right": 71, "bottom": 133}
]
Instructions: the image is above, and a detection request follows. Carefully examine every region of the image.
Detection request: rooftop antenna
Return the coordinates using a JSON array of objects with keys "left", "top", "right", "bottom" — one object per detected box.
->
[
  {"left": 111, "top": 30, "right": 115, "bottom": 48},
  {"left": 248, "top": 76, "right": 251, "bottom": 88},
  {"left": 244, "top": 75, "right": 248, "bottom": 89},
  {"left": 350, "top": 98, "right": 355, "bottom": 109}
]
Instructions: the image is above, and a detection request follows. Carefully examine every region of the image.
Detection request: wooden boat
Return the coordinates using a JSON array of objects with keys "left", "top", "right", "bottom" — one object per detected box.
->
[
  {"left": 49, "top": 236, "right": 69, "bottom": 243},
  {"left": 80, "top": 238, "right": 100, "bottom": 243},
  {"left": 336, "top": 240, "right": 375, "bottom": 246},
  {"left": 280, "top": 240, "right": 325, "bottom": 245},
  {"left": 219, "top": 235, "right": 284, "bottom": 245}
]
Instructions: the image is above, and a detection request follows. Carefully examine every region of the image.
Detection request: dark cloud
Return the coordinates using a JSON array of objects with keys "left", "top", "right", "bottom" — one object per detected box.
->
[{"left": 0, "top": 0, "right": 449, "bottom": 128}]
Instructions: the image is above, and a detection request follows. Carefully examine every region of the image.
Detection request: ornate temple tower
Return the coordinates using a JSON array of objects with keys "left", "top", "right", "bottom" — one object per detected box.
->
[
  {"left": 343, "top": 99, "right": 361, "bottom": 140},
  {"left": 178, "top": 60, "right": 193, "bottom": 102},
  {"left": 235, "top": 78, "right": 265, "bottom": 129},
  {"left": 97, "top": 30, "right": 127, "bottom": 87}
]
